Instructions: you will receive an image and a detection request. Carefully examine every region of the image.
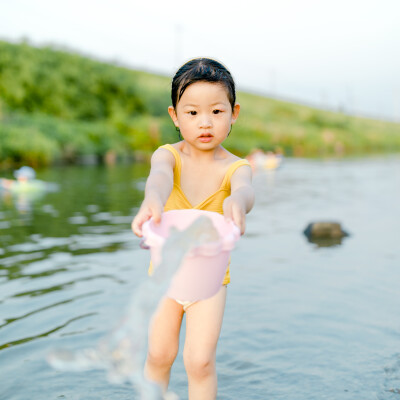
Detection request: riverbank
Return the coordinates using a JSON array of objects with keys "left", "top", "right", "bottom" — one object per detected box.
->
[{"left": 1, "top": 40, "right": 400, "bottom": 169}]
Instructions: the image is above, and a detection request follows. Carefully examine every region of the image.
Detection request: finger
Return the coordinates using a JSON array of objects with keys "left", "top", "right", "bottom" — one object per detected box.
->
[
  {"left": 151, "top": 206, "right": 162, "bottom": 224},
  {"left": 132, "top": 212, "right": 151, "bottom": 237},
  {"left": 131, "top": 216, "right": 138, "bottom": 233},
  {"left": 132, "top": 217, "right": 143, "bottom": 237},
  {"left": 232, "top": 206, "right": 245, "bottom": 235},
  {"left": 240, "top": 219, "right": 246, "bottom": 235}
]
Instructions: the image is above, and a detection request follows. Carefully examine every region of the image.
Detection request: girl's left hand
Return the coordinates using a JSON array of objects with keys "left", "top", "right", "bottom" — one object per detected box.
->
[
  {"left": 224, "top": 163, "right": 254, "bottom": 235},
  {"left": 223, "top": 196, "right": 246, "bottom": 235}
]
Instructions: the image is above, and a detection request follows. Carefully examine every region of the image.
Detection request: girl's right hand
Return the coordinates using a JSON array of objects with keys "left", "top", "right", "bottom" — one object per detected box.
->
[{"left": 131, "top": 196, "right": 163, "bottom": 237}]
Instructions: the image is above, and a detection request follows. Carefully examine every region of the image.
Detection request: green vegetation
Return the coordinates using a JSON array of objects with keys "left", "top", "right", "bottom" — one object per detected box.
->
[
  {"left": 226, "top": 92, "right": 400, "bottom": 157},
  {"left": 1, "top": 40, "right": 400, "bottom": 168}
]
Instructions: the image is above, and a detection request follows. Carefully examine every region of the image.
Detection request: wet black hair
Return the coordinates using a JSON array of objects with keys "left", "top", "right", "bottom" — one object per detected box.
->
[{"left": 171, "top": 58, "right": 236, "bottom": 111}]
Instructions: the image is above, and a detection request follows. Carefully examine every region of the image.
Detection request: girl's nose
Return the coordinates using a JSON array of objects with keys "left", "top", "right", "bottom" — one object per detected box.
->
[{"left": 199, "top": 115, "right": 212, "bottom": 129}]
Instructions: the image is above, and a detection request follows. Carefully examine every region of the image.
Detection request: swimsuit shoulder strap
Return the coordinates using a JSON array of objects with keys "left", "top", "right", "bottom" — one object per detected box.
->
[{"left": 221, "top": 159, "right": 251, "bottom": 188}]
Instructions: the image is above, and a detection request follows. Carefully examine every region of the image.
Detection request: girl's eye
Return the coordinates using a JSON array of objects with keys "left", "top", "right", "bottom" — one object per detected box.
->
[
  {"left": 213, "top": 109, "right": 221, "bottom": 114},
  {"left": 189, "top": 111, "right": 197, "bottom": 116}
]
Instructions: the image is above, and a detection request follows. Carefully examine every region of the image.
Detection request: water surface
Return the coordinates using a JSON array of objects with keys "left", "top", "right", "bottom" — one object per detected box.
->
[{"left": 1, "top": 157, "right": 399, "bottom": 399}]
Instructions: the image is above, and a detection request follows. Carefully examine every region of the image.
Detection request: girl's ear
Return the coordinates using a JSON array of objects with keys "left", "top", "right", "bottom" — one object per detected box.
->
[
  {"left": 168, "top": 106, "right": 179, "bottom": 127},
  {"left": 231, "top": 103, "right": 241, "bottom": 125}
]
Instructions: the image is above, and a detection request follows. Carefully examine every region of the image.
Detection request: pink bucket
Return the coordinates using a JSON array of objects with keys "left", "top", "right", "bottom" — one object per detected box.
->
[{"left": 142, "top": 210, "right": 240, "bottom": 301}]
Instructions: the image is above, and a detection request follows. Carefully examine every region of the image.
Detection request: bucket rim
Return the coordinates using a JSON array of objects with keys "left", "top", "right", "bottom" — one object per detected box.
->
[{"left": 142, "top": 210, "right": 240, "bottom": 255}]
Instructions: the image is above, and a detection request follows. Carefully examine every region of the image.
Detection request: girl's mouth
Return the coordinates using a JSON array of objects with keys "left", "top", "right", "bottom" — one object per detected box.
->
[{"left": 199, "top": 134, "right": 213, "bottom": 143}]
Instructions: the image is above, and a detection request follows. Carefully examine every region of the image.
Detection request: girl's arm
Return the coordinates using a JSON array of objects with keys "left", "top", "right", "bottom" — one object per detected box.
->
[
  {"left": 132, "top": 148, "right": 175, "bottom": 237},
  {"left": 223, "top": 165, "right": 254, "bottom": 235}
]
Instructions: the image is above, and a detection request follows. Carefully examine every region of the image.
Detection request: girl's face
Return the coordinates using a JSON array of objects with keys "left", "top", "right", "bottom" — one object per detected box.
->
[{"left": 168, "top": 81, "right": 240, "bottom": 150}]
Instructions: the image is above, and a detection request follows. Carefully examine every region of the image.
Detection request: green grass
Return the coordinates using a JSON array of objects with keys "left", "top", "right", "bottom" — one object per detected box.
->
[
  {"left": 230, "top": 92, "right": 400, "bottom": 157},
  {"left": 1, "top": 40, "right": 400, "bottom": 168}
]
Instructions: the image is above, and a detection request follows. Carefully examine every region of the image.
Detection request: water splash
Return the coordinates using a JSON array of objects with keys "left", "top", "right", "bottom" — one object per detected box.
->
[{"left": 48, "top": 216, "right": 220, "bottom": 399}]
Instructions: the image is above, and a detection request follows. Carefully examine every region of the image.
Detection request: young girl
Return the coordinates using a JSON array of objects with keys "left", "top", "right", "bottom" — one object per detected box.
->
[{"left": 132, "top": 58, "right": 254, "bottom": 399}]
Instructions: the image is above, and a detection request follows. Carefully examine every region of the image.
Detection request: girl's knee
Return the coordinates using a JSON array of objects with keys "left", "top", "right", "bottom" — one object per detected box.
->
[
  {"left": 183, "top": 350, "right": 215, "bottom": 379},
  {"left": 147, "top": 345, "right": 178, "bottom": 369}
]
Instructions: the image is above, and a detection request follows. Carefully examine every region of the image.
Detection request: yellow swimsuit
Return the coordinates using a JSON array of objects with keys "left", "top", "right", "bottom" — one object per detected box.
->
[{"left": 152, "top": 144, "right": 250, "bottom": 285}]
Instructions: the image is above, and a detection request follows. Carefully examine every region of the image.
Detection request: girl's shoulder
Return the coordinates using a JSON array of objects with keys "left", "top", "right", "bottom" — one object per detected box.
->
[
  {"left": 221, "top": 149, "right": 252, "bottom": 180},
  {"left": 167, "top": 142, "right": 182, "bottom": 152},
  {"left": 220, "top": 147, "right": 246, "bottom": 165},
  {"left": 151, "top": 145, "right": 177, "bottom": 167}
]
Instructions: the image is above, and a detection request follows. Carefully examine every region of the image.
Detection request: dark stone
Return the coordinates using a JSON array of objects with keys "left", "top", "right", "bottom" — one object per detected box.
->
[{"left": 304, "top": 222, "right": 349, "bottom": 247}]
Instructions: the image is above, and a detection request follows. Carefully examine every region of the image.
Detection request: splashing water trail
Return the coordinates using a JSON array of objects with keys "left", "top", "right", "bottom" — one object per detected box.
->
[{"left": 47, "top": 216, "right": 220, "bottom": 400}]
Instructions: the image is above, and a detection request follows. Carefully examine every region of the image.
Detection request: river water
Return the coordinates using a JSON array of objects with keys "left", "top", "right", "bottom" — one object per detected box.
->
[{"left": 0, "top": 157, "right": 399, "bottom": 400}]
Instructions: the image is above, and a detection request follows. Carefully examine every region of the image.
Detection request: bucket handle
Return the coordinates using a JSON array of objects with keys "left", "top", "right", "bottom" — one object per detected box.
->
[{"left": 139, "top": 239, "right": 150, "bottom": 250}]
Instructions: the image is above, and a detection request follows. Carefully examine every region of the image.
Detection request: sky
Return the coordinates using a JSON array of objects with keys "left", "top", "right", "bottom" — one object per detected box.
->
[{"left": 1, "top": 0, "right": 399, "bottom": 121}]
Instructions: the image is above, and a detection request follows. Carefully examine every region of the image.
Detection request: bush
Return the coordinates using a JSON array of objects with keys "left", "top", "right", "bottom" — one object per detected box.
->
[
  {"left": 0, "top": 40, "right": 145, "bottom": 121},
  {"left": 0, "top": 124, "right": 60, "bottom": 167}
]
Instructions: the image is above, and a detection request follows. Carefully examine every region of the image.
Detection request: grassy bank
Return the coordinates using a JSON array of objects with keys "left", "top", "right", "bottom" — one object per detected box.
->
[
  {"left": 1, "top": 40, "right": 400, "bottom": 169},
  {"left": 229, "top": 92, "right": 400, "bottom": 157}
]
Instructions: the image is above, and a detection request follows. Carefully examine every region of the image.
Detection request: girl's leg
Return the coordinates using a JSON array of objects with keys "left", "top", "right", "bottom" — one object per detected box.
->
[
  {"left": 183, "top": 286, "right": 227, "bottom": 400},
  {"left": 145, "top": 297, "right": 185, "bottom": 391}
]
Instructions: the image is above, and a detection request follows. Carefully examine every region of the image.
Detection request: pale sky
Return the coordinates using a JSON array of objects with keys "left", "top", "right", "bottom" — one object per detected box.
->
[{"left": 1, "top": 0, "right": 399, "bottom": 121}]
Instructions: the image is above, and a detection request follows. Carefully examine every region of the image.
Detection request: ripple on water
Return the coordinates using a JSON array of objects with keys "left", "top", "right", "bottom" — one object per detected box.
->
[
  {"left": 68, "top": 215, "right": 89, "bottom": 225},
  {"left": 7, "top": 237, "right": 72, "bottom": 253},
  {"left": 1, "top": 160, "right": 400, "bottom": 399},
  {"left": 0, "top": 251, "right": 46, "bottom": 268}
]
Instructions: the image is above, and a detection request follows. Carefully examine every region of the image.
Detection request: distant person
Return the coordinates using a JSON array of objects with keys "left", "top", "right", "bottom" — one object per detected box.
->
[
  {"left": 14, "top": 166, "right": 36, "bottom": 181},
  {"left": 246, "top": 148, "right": 266, "bottom": 170},
  {"left": 246, "top": 148, "right": 283, "bottom": 171},
  {"left": 132, "top": 58, "right": 254, "bottom": 399},
  {"left": 264, "top": 150, "right": 283, "bottom": 170},
  {"left": 0, "top": 166, "right": 36, "bottom": 191}
]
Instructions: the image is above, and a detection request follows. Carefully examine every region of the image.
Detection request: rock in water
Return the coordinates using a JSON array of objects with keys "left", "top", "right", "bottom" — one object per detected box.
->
[
  {"left": 304, "top": 222, "right": 348, "bottom": 239},
  {"left": 303, "top": 222, "right": 349, "bottom": 247}
]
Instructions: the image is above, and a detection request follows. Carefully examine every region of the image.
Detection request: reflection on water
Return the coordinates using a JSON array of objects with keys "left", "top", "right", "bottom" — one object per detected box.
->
[
  {"left": 0, "top": 177, "right": 59, "bottom": 215},
  {"left": 0, "top": 158, "right": 400, "bottom": 400}
]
